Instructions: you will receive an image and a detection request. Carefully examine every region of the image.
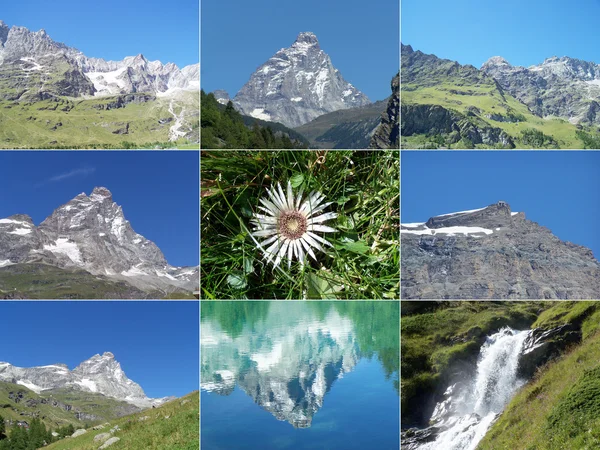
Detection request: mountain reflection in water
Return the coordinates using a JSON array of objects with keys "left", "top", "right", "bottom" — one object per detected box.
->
[{"left": 201, "top": 302, "right": 399, "bottom": 429}]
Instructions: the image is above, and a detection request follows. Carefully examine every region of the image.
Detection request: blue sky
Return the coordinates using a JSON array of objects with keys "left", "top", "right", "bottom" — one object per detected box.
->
[
  {"left": 0, "top": 302, "right": 199, "bottom": 398},
  {"left": 201, "top": 0, "right": 399, "bottom": 102},
  {"left": 0, "top": 151, "right": 199, "bottom": 267},
  {"left": 401, "top": 151, "right": 600, "bottom": 258},
  {"left": 402, "top": 0, "right": 600, "bottom": 68},
  {"left": 1, "top": 0, "right": 198, "bottom": 67}
]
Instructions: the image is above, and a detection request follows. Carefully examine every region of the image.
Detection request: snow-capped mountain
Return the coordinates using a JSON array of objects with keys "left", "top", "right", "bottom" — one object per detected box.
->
[
  {"left": 481, "top": 53, "right": 600, "bottom": 125},
  {"left": 0, "top": 352, "right": 170, "bottom": 408},
  {"left": 201, "top": 304, "right": 359, "bottom": 428},
  {"left": 233, "top": 32, "right": 370, "bottom": 128},
  {"left": 0, "top": 19, "right": 198, "bottom": 100},
  {"left": 402, "top": 201, "right": 600, "bottom": 299},
  {"left": 0, "top": 187, "right": 198, "bottom": 293}
]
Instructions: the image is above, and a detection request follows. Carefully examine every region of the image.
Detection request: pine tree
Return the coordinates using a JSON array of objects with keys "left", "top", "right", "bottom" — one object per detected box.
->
[
  {"left": 0, "top": 414, "right": 5, "bottom": 440},
  {"left": 9, "top": 425, "right": 28, "bottom": 450}
]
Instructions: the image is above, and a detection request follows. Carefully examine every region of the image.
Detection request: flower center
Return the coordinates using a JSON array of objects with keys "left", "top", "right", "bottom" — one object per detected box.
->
[{"left": 279, "top": 211, "right": 308, "bottom": 240}]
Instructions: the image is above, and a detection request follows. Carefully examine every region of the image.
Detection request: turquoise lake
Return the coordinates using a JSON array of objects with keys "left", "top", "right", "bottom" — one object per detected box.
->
[{"left": 201, "top": 301, "right": 399, "bottom": 450}]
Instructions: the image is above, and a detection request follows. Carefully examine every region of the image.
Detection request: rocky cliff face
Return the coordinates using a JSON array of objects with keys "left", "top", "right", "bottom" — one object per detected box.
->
[
  {"left": 0, "top": 187, "right": 198, "bottom": 293},
  {"left": 233, "top": 32, "right": 370, "bottom": 128},
  {"left": 401, "top": 202, "right": 600, "bottom": 299},
  {"left": 481, "top": 55, "right": 600, "bottom": 125},
  {"left": 0, "top": 20, "right": 198, "bottom": 101},
  {"left": 0, "top": 352, "right": 169, "bottom": 408},
  {"left": 370, "top": 72, "right": 399, "bottom": 148}
]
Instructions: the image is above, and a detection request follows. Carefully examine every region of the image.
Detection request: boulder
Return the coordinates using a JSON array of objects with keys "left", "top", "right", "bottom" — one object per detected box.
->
[
  {"left": 94, "top": 432, "right": 111, "bottom": 442},
  {"left": 71, "top": 428, "right": 87, "bottom": 438},
  {"left": 99, "top": 437, "right": 120, "bottom": 449}
]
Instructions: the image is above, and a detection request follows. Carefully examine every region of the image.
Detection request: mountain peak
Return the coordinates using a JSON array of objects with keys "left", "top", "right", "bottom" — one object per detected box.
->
[
  {"left": 233, "top": 31, "right": 370, "bottom": 127},
  {"left": 482, "top": 56, "right": 512, "bottom": 69},
  {"left": 293, "top": 31, "right": 319, "bottom": 47},
  {"left": 102, "top": 351, "right": 115, "bottom": 359},
  {"left": 90, "top": 186, "right": 113, "bottom": 201}
]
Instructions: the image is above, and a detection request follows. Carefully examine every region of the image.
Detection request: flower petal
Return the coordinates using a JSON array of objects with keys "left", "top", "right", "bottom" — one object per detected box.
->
[
  {"left": 299, "top": 237, "right": 318, "bottom": 261},
  {"left": 307, "top": 231, "right": 334, "bottom": 248},
  {"left": 273, "top": 239, "right": 289, "bottom": 269},
  {"left": 259, "top": 197, "right": 282, "bottom": 216},
  {"left": 301, "top": 232, "right": 326, "bottom": 254},
  {"left": 277, "top": 183, "right": 290, "bottom": 210},
  {"left": 251, "top": 229, "right": 278, "bottom": 237},
  {"left": 287, "top": 239, "right": 294, "bottom": 270},
  {"left": 286, "top": 181, "right": 295, "bottom": 211},
  {"left": 308, "top": 212, "right": 338, "bottom": 224},
  {"left": 308, "top": 224, "right": 337, "bottom": 233},
  {"left": 305, "top": 201, "right": 334, "bottom": 218}
]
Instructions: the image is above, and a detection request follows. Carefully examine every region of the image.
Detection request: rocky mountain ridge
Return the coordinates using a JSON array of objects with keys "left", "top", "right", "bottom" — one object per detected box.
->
[
  {"left": 0, "top": 352, "right": 170, "bottom": 408},
  {"left": 370, "top": 72, "right": 399, "bottom": 148},
  {"left": 0, "top": 19, "right": 199, "bottom": 101},
  {"left": 481, "top": 53, "right": 600, "bottom": 125},
  {"left": 232, "top": 32, "right": 370, "bottom": 128},
  {"left": 0, "top": 187, "right": 198, "bottom": 294},
  {"left": 401, "top": 202, "right": 600, "bottom": 299}
]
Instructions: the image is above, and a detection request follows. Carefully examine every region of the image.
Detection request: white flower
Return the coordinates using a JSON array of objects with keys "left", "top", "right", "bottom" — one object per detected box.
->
[{"left": 250, "top": 181, "right": 338, "bottom": 270}]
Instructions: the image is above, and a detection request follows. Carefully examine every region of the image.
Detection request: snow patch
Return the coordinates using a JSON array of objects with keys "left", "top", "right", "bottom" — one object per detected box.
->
[
  {"left": 74, "top": 378, "right": 98, "bottom": 392},
  {"left": 401, "top": 222, "right": 425, "bottom": 228},
  {"left": 0, "top": 259, "right": 13, "bottom": 267},
  {"left": 401, "top": 226, "right": 494, "bottom": 236},
  {"left": 17, "top": 380, "right": 43, "bottom": 394},
  {"left": 437, "top": 207, "right": 486, "bottom": 217},
  {"left": 86, "top": 67, "right": 128, "bottom": 96},
  {"left": 43, "top": 238, "right": 83, "bottom": 264},
  {"left": 290, "top": 97, "right": 303, "bottom": 102},
  {"left": 8, "top": 228, "right": 32, "bottom": 235},
  {"left": 249, "top": 108, "right": 272, "bottom": 121},
  {"left": 121, "top": 265, "right": 149, "bottom": 277}
]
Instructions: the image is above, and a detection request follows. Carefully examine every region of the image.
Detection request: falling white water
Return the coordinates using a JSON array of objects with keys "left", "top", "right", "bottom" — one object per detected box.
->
[{"left": 417, "top": 327, "right": 530, "bottom": 450}]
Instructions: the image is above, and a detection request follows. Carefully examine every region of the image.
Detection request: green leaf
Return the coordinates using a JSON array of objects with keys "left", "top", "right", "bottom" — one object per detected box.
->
[
  {"left": 243, "top": 256, "right": 254, "bottom": 274},
  {"left": 305, "top": 273, "right": 343, "bottom": 299},
  {"left": 290, "top": 173, "right": 304, "bottom": 188},
  {"left": 227, "top": 272, "right": 247, "bottom": 289},
  {"left": 339, "top": 240, "right": 370, "bottom": 254}
]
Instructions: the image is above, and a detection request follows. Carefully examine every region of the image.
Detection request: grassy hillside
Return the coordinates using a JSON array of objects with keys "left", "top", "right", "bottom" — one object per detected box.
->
[
  {"left": 478, "top": 302, "right": 600, "bottom": 449},
  {"left": 294, "top": 100, "right": 387, "bottom": 148},
  {"left": 0, "top": 382, "right": 139, "bottom": 430},
  {"left": 44, "top": 391, "right": 199, "bottom": 450},
  {"left": 0, "top": 93, "right": 198, "bottom": 149},
  {"left": 0, "top": 263, "right": 181, "bottom": 299}
]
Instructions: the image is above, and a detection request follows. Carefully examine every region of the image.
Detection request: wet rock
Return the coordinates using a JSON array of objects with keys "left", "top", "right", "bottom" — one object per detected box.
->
[{"left": 518, "top": 324, "right": 582, "bottom": 378}]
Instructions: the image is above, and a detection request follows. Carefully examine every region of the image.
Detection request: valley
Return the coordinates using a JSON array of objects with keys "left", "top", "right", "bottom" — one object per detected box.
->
[
  {"left": 0, "top": 20, "right": 199, "bottom": 149},
  {"left": 401, "top": 44, "right": 600, "bottom": 149}
]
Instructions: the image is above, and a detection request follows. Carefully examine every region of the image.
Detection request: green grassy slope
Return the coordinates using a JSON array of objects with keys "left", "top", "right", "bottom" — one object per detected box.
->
[
  {"left": 44, "top": 391, "right": 199, "bottom": 450},
  {"left": 478, "top": 302, "right": 600, "bottom": 449},
  {"left": 0, "top": 263, "right": 167, "bottom": 299},
  {"left": 0, "top": 382, "right": 139, "bottom": 430},
  {"left": 294, "top": 100, "right": 387, "bottom": 148},
  {"left": 0, "top": 94, "right": 198, "bottom": 149},
  {"left": 401, "top": 46, "right": 600, "bottom": 149}
]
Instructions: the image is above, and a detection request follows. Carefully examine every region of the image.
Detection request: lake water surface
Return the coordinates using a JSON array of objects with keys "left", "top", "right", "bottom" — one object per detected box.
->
[{"left": 201, "top": 301, "right": 399, "bottom": 450}]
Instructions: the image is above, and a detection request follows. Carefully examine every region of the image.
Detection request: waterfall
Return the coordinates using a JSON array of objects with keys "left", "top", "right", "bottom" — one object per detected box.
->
[{"left": 416, "top": 327, "right": 530, "bottom": 450}]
